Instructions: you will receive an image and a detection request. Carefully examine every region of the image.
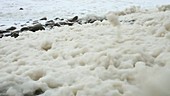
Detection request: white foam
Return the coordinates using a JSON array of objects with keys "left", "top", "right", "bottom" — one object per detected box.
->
[{"left": 0, "top": 7, "right": 170, "bottom": 96}]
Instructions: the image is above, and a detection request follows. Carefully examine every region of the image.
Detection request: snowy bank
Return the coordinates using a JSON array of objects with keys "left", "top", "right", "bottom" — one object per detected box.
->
[{"left": 0, "top": 7, "right": 170, "bottom": 96}]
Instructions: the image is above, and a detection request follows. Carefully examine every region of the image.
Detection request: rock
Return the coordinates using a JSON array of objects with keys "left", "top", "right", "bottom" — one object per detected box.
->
[
  {"left": 58, "top": 22, "right": 73, "bottom": 26},
  {"left": 11, "top": 31, "right": 19, "bottom": 38},
  {"left": 130, "top": 19, "right": 136, "bottom": 22},
  {"left": 0, "top": 33, "right": 3, "bottom": 38},
  {"left": 20, "top": 23, "right": 45, "bottom": 32},
  {"left": 6, "top": 26, "right": 16, "bottom": 31},
  {"left": 54, "top": 17, "right": 59, "bottom": 20},
  {"left": 0, "top": 30, "right": 9, "bottom": 33},
  {"left": 54, "top": 18, "right": 64, "bottom": 21},
  {"left": 67, "top": 22, "right": 74, "bottom": 26},
  {"left": 45, "top": 20, "right": 55, "bottom": 26},
  {"left": 4, "top": 33, "right": 11, "bottom": 37},
  {"left": 19, "top": 8, "right": 24, "bottom": 10},
  {"left": 68, "top": 16, "right": 78, "bottom": 22},
  {"left": 20, "top": 27, "right": 29, "bottom": 32},
  {"left": 54, "top": 23, "right": 60, "bottom": 27},
  {"left": 34, "top": 89, "right": 44, "bottom": 95},
  {"left": 29, "top": 23, "right": 45, "bottom": 32},
  {"left": 77, "top": 20, "right": 82, "bottom": 25},
  {"left": 128, "top": 20, "right": 136, "bottom": 25},
  {"left": 60, "top": 18, "right": 64, "bottom": 21},
  {"left": 87, "top": 19, "right": 96, "bottom": 23},
  {"left": 40, "top": 17, "right": 47, "bottom": 20}
]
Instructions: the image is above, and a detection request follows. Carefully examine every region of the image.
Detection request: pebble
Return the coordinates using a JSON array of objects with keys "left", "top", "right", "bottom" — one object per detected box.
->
[
  {"left": 6, "top": 26, "right": 17, "bottom": 31},
  {"left": 68, "top": 16, "right": 78, "bottom": 22},
  {"left": 0, "top": 33, "right": 3, "bottom": 38},
  {"left": 67, "top": 22, "right": 74, "bottom": 26},
  {"left": 11, "top": 31, "right": 20, "bottom": 38},
  {"left": 20, "top": 27, "right": 29, "bottom": 32},
  {"left": 87, "top": 19, "right": 96, "bottom": 23},
  {"left": 40, "top": 17, "right": 47, "bottom": 20},
  {"left": 60, "top": 18, "right": 64, "bottom": 21},
  {"left": 19, "top": 8, "right": 24, "bottom": 10},
  {"left": 4, "top": 33, "right": 11, "bottom": 37},
  {"left": 29, "top": 23, "right": 45, "bottom": 32},
  {"left": 0, "top": 30, "right": 9, "bottom": 33},
  {"left": 34, "top": 89, "right": 44, "bottom": 95},
  {"left": 54, "top": 17, "right": 60, "bottom": 20},
  {"left": 45, "top": 20, "right": 55, "bottom": 26},
  {"left": 54, "top": 23, "right": 60, "bottom": 27}
]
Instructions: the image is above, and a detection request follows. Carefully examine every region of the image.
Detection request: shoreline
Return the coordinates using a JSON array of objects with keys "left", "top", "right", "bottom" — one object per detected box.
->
[{"left": 1, "top": 5, "right": 170, "bottom": 38}]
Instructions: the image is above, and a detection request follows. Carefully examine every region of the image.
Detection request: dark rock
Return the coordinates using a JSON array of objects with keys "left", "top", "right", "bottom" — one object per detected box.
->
[
  {"left": 87, "top": 19, "right": 96, "bottom": 23},
  {"left": 21, "top": 27, "right": 29, "bottom": 32},
  {"left": 67, "top": 22, "right": 74, "bottom": 26},
  {"left": 4, "top": 33, "right": 11, "bottom": 37},
  {"left": 60, "top": 18, "right": 64, "bottom": 21},
  {"left": 0, "top": 33, "right": 3, "bottom": 38},
  {"left": 45, "top": 20, "right": 55, "bottom": 26},
  {"left": 6, "top": 26, "right": 16, "bottom": 31},
  {"left": 29, "top": 23, "right": 45, "bottom": 32},
  {"left": 99, "top": 18, "right": 105, "bottom": 22},
  {"left": 54, "top": 18, "right": 64, "bottom": 21},
  {"left": 11, "top": 31, "right": 19, "bottom": 38},
  {"left": 77, "top": 20, "right": 82, "bottom": 25},
  {"left": 40, "top": 17, "right": 47, "bottom": 20},
  {"left": 54, "top": 18, "right": 59, "bottom": 20},
  {"left": 54, "top": 23, "right": 60, "bottom": 27},
  {"left": 47, "top": 20, "right": 54, "bottom": 22},
  {"left": 128, "top": 20, "right": 136, "bottom": 25},
  {"left": 19, "top": 8, "right": 24, "bottom": 10},
  {"left": 34, "top": 89, "right": 44, "bottom": 95},
  {"left": 130, "top": 19, "right": 136, "bottom": 22},
  {"left": 0, "top": 30, "right": 9, "bottom": 33},
  {"left": 68, "top": 16, "right": 78, "bottom": 22}
]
